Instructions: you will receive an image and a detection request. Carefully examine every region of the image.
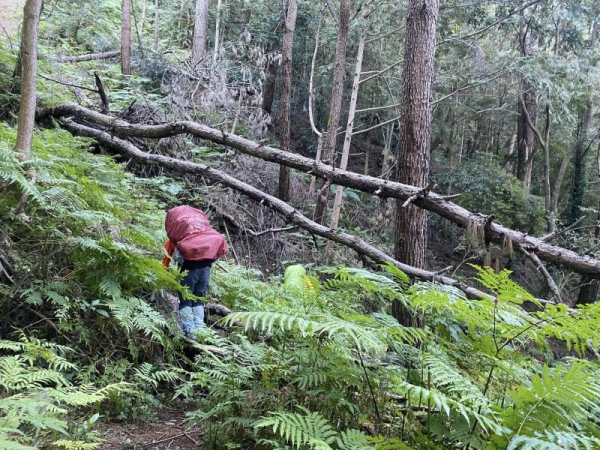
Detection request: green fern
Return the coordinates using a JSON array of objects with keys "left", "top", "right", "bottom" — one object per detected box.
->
[
  {"left": 506, "top": 363, "right": 600, "bottom": 435},
  {"left": 507, "top": 431, "right": 600, "bottom": 450},
  {"left": 255, "top": 408, "right": 338, "bottom": 449}
]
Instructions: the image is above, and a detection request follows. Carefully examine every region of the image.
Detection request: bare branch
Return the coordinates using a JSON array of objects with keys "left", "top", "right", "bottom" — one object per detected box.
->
[
  {"left": 37, "top": 104, "right": 600, "bottom": 279},
  {"left": 522, "top": 249, "right": 561, "bottom": 303},
  {"left": 60, "top": 119, "right": 518, "bottom": 302},
  {"left": 38, "top": 73, "right": 99, "bottom": 93},
  {"left": 541, "top": 217, "right": 585, "bottom": 242},
  {"left": 402, "top": 180, "right": 436, "bottom": 208},
  {"left": 358, "top": 59, "right": 403, "bottom": 85},
  {"left": 244, "top": 226, "right": 297, "bottom": 237},
  {"left": 46, "top": 50, "right": 120, "bottom": 63},
  {"left": 437, "top": 0, "right": 544, "bottom": 46}
]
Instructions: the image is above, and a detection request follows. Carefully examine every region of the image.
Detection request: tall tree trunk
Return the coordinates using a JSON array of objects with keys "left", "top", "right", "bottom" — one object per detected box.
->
[
  {"left": 15, "top": 0, "right": 43, "bottom": 162},
  {"left": 516, "top": 14, "right": 536, "bottom": 188},
  {"left": 380, "top": 124, "right": 394, "bottom": 180},
  {"left": 516, "top": 80, "right": 536, "bottom": 187},
  {"left": 262, "top": 55, "right": 278, "bottom": 116},
  {"left": 307, "top": 16, "right": 324, "bottom": 198},
  {"left": 553, "top": 99, "right": 593, "bottom": 216},
  {"left": 326, "top": 33, "right": 365, "bottom": 259},
  {"left": 121, "top": 0, "right": 132, "bottom": 75},
  {"left": 518, "top": 93, "right": 552, "bottom": 231},
  {"left": 313, "top": 0, "right": 350, "bottom": 224},
  {"left": 551, "top": 22, "right": 596, "bottom": 215},
  {"left": 392, "top": 0, "right": 439, "bottom": 325},
  {"left": 212, "top": 0, "right": 223, "bottom": 69},
  {"left": 192, "top": 0, "right": 209, "bottom": 67},
  {"left": 542, "top": 104, "right": 552, "bottom": 232},
  {"left": 277, "top": 0, "right": 298, "bottom": 202},
  {"left": 140, "top": 0, "right": 148, "bottom": 32},
  {"left": 153, "top": 0, "right": 159, "bottom": 51},
  {"left": 393, "top": 0, "right": 439, "bottom": 268}
]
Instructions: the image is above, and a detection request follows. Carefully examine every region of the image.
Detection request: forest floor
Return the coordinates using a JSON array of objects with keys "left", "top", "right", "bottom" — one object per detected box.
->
[
  {"left": 0, "top": 0, "right": 23, "bottom": 35},
  {"left": 97, "top": 407, "right": 203, "bottom": 449}
]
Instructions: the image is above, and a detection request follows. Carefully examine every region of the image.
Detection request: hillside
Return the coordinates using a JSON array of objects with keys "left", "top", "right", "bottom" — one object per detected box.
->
[{"left": 1, "top": 1, "right": 600, "bottom": 449}]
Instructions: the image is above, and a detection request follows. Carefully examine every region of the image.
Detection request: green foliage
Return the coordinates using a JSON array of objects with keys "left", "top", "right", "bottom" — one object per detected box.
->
[
  {"left": 0, "top": 335, "right": 126, "bottom": 448},
  {"left": 436, "top": 154, "right": 545, "bottom": 234},
  {"left": 0, "top": 124, "right": 184, "bottom": 441},
  {"left": 256, "top": 407, "right": 373, "bottom": 450},
  {"left": 184, "top": 264, "right": 600, "bottom": 449}
]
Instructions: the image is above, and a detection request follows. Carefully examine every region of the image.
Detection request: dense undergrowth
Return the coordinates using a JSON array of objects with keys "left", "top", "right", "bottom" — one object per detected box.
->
[
  {"left": 1, "top": 3, "right": 600, "bottom": 447},
  {"left": 1, "top": 124, "right": 600, "bottom": 449}
]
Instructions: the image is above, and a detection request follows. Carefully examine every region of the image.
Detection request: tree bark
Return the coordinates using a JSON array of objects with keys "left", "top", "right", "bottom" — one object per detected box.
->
[
  {"left": 38, "top": 103, "right": 600, "bottom": 278},
  {"left": 307, "top": 16, "right": 324, "bottom": 198},
  {"left": 394, "top": 0, "right": 439, "bottom": 270},
  {"left": 212, "top": 0, "right": 222, "bottom": 69},
  {"left": 262, "top": 54, "right": 278, "bottom": 116},
  {"left": 121, "top": 0, "right": 132, "bottom": 75},
  {"left": 516, "top": 13, "right": 536, "bottom": 187},
  {"left": 14, "top": 0, "right": 43, "bottom": 162},
  {"left": 153, "top": 0, "right": 160, "bottom": 51},
  {"left": 313, "top": 0, "right": 350, "bottom": 224},
  {"left": 192, "top": 0, "right": 209, "bottom": 68},
  {"left": 140, "top": 0, "right": 148, "bottom": 32},
  {"left": 47, "top": 51, "right": 120, "bottom": 63},
  {"left": 326, "top": 32, "right": 365, "bottom": 259},
  {"left": 519, "top": 92, "right": 552, "bottom": 231},
  {"left": 277, "top": 0, "right": 298, "bottom": 202},
  {"left": 380, "top": 124, "right": 394, "bottom": 180}
]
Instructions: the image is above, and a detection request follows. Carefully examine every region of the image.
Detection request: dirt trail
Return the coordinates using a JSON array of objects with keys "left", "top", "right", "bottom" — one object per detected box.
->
[
  {"left": 0, "top": 0, "right": 24, "bottom": 37},
  {"left": 97, "top": 407, "right": 202, "bottom": 449}
]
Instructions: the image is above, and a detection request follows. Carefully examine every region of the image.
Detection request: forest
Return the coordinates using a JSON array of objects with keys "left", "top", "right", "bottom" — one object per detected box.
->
[{"left": 1, "top": 0, "right": 600, "bottom": 448}]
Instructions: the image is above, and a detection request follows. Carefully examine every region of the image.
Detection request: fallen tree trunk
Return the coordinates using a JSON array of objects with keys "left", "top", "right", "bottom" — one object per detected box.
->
[
  {"left": 37, "top": 104, "right": 600, "bottom": 278},
  {"left": 47, "top": 51, "right": 120, "bottom": 63},
  {"left": 60, "top": 120, "right": 510, "bottom": 302}
]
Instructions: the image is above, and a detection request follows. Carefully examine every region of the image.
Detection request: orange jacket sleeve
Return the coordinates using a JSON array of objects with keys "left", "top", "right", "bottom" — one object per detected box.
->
[{"left": 162, "top": 239, "right": 176, "bottom": 268}]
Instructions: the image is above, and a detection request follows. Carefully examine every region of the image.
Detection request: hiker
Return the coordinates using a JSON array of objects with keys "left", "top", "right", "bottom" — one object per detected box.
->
[{"left": 163, "top": 206, "right": 228, "bottom": 338}]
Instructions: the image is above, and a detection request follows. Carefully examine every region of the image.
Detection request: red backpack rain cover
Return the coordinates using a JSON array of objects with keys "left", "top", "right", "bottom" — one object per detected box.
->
[{"left": 165, "top": 206, "right": 228, "bottom": 262}]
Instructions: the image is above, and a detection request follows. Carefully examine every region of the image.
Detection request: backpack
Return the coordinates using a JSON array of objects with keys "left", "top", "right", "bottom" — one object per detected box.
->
[{"left": 165, "top": 206, "right": 228, "bottom": 262}]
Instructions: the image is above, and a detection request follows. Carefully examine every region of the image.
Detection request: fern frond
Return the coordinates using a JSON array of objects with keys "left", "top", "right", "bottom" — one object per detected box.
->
[
  {"left": 335, "top": 429, "right": 374, "bottom": 450},
  {"left": 0, "top": 437, "right": 36, "bottom": 450},
  {"left": 255, "top": 408, "right": 337, "bottom": 449},
  {"left": 507, "top": 430, "right": 600, "bottom": 450},
  {"left": 508, "top": 363, "right": 600, "bottom": 434}
]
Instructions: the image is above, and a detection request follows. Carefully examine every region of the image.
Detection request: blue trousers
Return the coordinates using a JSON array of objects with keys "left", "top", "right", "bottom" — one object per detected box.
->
[{"left": 178, "top": 266, "right": 210, "bottom": 336}]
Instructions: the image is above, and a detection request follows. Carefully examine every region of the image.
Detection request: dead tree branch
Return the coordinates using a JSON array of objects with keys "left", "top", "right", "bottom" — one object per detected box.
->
[
  {"left": 521, "top": 247, "right": 562, "bottom": 303},
  {"left": 38, "top": 73, "right": 99, "bottom": 93},
  {"left": 47, "top": 51, "right": 120, "bottom": 63},
  {"left": 541, "top": 217, "right": 585, "bottom": 242},
  {"left": 58, "top": 120, "right": 514, "bottom": 302},
  {"left": 402, "top": 180, "right": 436, "bottom": 208},
  {"left": 245, "top": 226, "right": 297, "bottom": 237},
  {"left": 36, "top": 104, "right": 600, "bottom": 279}
]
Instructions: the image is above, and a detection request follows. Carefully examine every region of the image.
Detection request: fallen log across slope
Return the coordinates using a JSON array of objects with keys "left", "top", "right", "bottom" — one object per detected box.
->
[
  {"left": 59, "top": 120, "right": 518, "bottom": 302},
  {"left": 37, "top": 104, "right": 600, "bottom": 278},
  {"left": 46, "top": 51, "right": 121, "bottom": 63}
]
